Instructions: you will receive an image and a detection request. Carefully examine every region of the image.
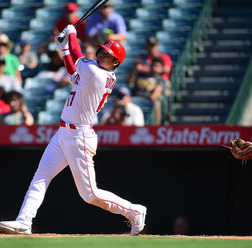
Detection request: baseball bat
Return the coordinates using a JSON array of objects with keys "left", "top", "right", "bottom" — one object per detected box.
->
[{"left": 57, "top": 0, "right": 110, "bottom": 43}]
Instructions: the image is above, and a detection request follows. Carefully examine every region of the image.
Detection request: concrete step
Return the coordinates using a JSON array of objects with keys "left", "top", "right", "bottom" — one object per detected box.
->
[
  {"left": 179, "top": 89, "right": 237, "bottom": 103},
  {"left": 203, "top": 43, "right": 252, "bottom": 53},
  {"left": 171, "top": 115, "right": 227, "bottom": 124},
  {"left": 203, "top": 40, "right": 252, "bottom": 46},
  {"left": 212, "top": 17, "right": 252, "bottom": 29},
  {"left": 173, "top": 102, "right": 232, "bottom": 116},
  {"left": 207, "top": 32, "right": 252, "bottom": 40},
  {"left": 184, "top": 77, "right": 241, "bottom": 91},
  {"left": 217, "top": 0, "right": 252, "bottom": 7},
  {"left": 191, "top": 65, "right": 247, "bottom": 77},
  {"left": 196, "top": 52, "right": 251, "bottom": 65},
  {"left": 207, "top": 28, "right": 252, "bottom": 35},
  {"left": 213, "top": 8, "right": 252, "bottom": 17}
]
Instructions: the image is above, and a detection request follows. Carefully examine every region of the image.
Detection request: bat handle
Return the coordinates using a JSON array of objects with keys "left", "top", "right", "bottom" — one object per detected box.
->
[{"left": 57, "top": 31, "right": 66, "bottom": 43}]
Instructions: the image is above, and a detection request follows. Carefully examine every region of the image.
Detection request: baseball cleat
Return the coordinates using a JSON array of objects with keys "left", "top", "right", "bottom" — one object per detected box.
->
[
  {"left": 0, "top": 221, "right": 31, "bottom": 235},
  {"left": 129, "top": 205, "right": 147, "bottom": 236}
]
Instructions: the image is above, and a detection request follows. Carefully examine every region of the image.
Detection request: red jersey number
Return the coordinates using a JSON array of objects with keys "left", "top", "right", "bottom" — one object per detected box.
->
[
  {"left": 67, "top": 91, "right": 76, "bottom": 106},
  {"left": 96, "top": 92, "right": 110, "bottom": 112}
]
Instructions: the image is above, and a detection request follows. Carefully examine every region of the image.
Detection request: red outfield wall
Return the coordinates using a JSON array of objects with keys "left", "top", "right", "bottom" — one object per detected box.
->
[{"left": 0, "top": 124, "right": 252, "bottom": 147}]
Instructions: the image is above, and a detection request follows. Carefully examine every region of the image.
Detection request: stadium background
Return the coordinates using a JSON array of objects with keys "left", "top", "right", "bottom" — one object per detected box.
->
[{"left": 1, "top": 0, "right": 252, "bottom": 237}]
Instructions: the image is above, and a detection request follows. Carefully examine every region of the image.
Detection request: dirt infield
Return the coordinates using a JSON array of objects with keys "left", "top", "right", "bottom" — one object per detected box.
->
[{"left": 0, "top": 234, "right": 252, "bottom": 239}]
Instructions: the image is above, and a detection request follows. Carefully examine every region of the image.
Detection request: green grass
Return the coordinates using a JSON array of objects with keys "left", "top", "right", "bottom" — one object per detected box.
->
[{"left": 0, "top": 236, "right": 252, "bottom": 248}]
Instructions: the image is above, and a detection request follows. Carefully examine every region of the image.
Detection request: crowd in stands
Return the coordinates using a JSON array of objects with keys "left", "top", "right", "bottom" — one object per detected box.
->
[{"left": 0, "top": 1, "right": 173, "bottom": 127}]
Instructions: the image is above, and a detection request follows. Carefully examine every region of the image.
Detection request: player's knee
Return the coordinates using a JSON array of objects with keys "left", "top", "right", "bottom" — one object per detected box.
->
[{"left": 83, "top": 193, "right": 97, "bottom": 204}]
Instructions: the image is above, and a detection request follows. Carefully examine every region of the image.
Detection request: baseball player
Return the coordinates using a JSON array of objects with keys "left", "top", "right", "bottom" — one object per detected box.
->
[{"left": 0, "top": 25, "right": 146, "bottom": 236}]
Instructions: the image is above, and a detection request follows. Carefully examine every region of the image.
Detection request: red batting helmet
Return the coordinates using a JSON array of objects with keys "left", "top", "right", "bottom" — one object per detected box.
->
[{"left": 98, "top": 40, "right": 126, "bottom": 64}]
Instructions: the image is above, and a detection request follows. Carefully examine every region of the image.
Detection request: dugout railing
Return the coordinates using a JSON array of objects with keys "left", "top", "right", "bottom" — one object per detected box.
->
[
  {"left": 170, "top": 0, "right": 217, "bottom": 103},
  {"left": 226, "top": 59, "right": 252, "bottom": 125}
]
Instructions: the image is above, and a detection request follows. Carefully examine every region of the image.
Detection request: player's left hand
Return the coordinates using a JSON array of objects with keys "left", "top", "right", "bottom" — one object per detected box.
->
[
  {"left": 64, "top": 24, "right": 77, "bottom": 36},
  {"left": 56, "top": 31, "right": 69, "bottom": 51}
]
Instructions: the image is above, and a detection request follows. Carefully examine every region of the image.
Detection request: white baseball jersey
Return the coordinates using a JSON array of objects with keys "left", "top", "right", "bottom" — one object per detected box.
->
[{"left": 61, "top": 57, "right": 116, "bottom": 125}]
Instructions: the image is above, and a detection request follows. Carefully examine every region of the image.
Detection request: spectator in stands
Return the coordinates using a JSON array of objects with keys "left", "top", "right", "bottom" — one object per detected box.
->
[
  {"left": 0, "top": 86, "right": 10, "bottom": 115},
  {"left": 54, "top": 2, "right": 87, "bottom": 42},
  {"left": 0, "top": 33, "right": 22, "bottom": 86},
  {"left": 101, "top": 103, "right": 128, "bottom": 125},
  {"left": 100, "top": 87, "right": 145, "bottom": 126},
  {"left": 0, "top": 55, "right": 22, "bottom": 93},
  {"left": 86, "top": 3, "right": 127, "bottom": 47},
  {"left": 38, "top": 2, "right": 87, "bottom": 58},
  {"left": 129, "top": 57, "right": 166, "bottom": 125},
  {"left": 127, "top": 36, "right": 173, "bottom": 84},
  {"left": 2, "top": 91, "right": 34, "bottom": 126},
  {"left": 82, "top": 42, "right": 97, "bottom": 60},
  {"left": 17, "top": 40, "right": 38, "bottom": 70},
  {"left": 16, "top": 39, "right": 39, "bottom": 79}
]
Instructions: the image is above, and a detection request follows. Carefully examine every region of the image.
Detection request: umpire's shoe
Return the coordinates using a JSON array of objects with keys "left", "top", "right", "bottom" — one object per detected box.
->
[
  {"left": 0, "top": 221, "right": 31, "bottom": 234},
  {"left": 129, "top": 205, "right": 147, "bottom": 236}
]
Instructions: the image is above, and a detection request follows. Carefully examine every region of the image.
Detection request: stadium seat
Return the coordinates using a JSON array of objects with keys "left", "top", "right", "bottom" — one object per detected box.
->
[
  {"left": 168, "top": 7, "right": 201, "bottom": 20},
  {"left": 113, "top": 6, "right": 137, "bottom": 25},
  {"left": 23, "top": 87, "right": 54, "bottom": 101},
  {"left": 156, "top": 31, "right": 188, "bottom": 44},
  {"left": 2, "top": 7, "right": 36, "bottom": 21},
  {"left": 129, "top": 18, "right": 163, "bottom": 32},
  {"left": 76, "top": 0, "right": 93, "bottom": 7},
  {"left": 21, "top": 30, "right": 50, "bottom": 51},
  {"left": 45, "top": 99, "right": 65, "bottom": 114},
  {"left": 162, "top": 19, "right": 195, "bottom": 32},
  {"left": 141, "top": 0, "right": 173, "bottom": 8},
  {"left": 44, "top": 0, "right": 74, "bottom": 7},
  {"left": 136, "top": 7, "right": 169, "bottom": 20},
  {"left": 173, "top": 0, "right": 205, "bottom": 8},
  {"left": 159, "top": 43, "right": 184, "bottom": 56},
  {"left": 0, "top": 19, "right": 30, "bottom": 32},
  {"left": 124, "top": 43, "right": 146, "bottom": 58},
  {"left": 37, "top": 111, "right": 61, "bottom": 124},
  {"left": 35, "top": 6, "right": 63, "bottom": 21},
  {"left": 10, "top": 0, "right": 44, "bottom": 7},
  {"left": 53, "top": 87, "right": 71, "bottom": 101},
  {"left": 26, "top": 98, "right": 46, "bottom": 113},
  {"left": 29, "top": 18, "right": 56, "bottom": 32},
  {"left": 109, "top": 0, "right": 141, "bottom": 8},
  {"left": 24, "top": 76, "right": 57, "bottom": 90},
  {"left": 126, "top": 30, "right": 155, "bottom": 45}
]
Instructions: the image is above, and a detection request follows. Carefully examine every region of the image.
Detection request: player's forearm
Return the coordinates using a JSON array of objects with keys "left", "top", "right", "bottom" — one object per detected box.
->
[{"left": 69, "top": 33, "right": 84, "bottom": 64}]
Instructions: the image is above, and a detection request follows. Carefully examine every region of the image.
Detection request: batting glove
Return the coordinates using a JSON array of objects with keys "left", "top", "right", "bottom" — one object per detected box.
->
[
  {"left": 64, "top": 24, "right": 77, "bottom": 36},
  {"left": 56, "top": 32, "right": 69, "bottom": 55}
]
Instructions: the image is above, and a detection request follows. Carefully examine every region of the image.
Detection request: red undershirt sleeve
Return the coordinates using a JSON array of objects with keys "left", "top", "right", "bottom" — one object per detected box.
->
[
  {"left": 69, "top": 33, "right": 84, "bottom": 64},
  {"left": 62, "top": 54, "right": 76, "bottom": 75}
]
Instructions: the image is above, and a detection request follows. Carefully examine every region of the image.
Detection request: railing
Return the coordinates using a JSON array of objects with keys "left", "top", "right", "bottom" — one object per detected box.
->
[
  {"left": 170, "top": 0, "right": 217, "bottom": 102},
  {"left": 226, "top": 59, "right": 252, "bottom": 125}
]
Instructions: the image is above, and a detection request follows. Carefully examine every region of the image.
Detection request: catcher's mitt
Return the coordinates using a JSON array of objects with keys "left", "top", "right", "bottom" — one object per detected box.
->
[{"left": 224, "top": 138, "right": 252, "bottom": 164}]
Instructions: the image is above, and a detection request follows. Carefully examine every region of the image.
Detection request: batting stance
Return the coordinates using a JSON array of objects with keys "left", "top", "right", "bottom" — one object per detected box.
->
[{"left": 0, "top": 25, "right": 146, "bottom": 236}]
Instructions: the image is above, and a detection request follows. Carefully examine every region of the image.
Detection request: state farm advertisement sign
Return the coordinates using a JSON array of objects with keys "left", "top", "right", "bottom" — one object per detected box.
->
[{"left": 0, "top": 124, "right": 252, "bottom": 147}]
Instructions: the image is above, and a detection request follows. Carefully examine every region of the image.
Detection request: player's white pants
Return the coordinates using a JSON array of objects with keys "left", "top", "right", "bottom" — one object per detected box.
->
[{"left": 16, "top": 127, "right": 140, "bottom": 228}]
